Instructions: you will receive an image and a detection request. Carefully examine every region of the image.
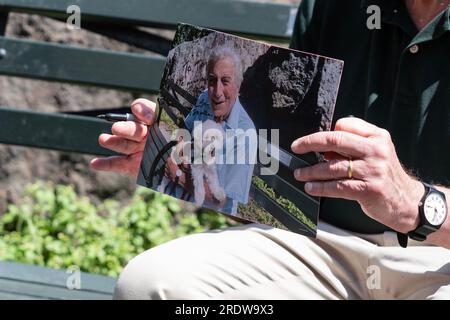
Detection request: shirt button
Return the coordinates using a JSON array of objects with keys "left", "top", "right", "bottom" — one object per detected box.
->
[{"left": 409, "top": 45, "right": 419, "bottom": 54}]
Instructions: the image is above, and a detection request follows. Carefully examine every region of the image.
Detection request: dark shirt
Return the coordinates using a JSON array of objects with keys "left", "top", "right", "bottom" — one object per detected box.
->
[{"left": 290, "top": 0, "right": 450, "bottom": 233}]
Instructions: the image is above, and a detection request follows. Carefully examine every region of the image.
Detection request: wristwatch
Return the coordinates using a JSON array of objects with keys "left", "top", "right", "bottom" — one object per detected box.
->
[{"left": 398, "top": 182, "right": 448, "bottom": 247}]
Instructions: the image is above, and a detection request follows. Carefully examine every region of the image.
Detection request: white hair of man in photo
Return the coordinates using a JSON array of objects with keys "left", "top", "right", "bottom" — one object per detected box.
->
[{"left": 206, "top": 46, "right": 244, "bottom": 85}]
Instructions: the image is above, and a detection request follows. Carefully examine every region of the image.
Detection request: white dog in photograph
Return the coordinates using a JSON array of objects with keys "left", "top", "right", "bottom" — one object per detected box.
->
[
  {"left": 191, "top": 119, "right": 226, "bottom": 206},
  {"left": 159, "top": 119, "right": 226, "bottom": 206}
]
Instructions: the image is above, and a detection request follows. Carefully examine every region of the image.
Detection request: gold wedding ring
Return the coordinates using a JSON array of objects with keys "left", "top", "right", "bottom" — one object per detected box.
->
[{"left": 347, "top": 158, "right": 353, "bottom": 179}]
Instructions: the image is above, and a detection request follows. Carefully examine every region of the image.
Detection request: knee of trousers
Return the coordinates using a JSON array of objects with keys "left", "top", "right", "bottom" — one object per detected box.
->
[
  {"left": 113, "top": 234, "right": 212, "bottom": 300},
  {"left": 113, "top": 248, "right": 189, "bottom": 300},
  {"left": 113, "top": 249, "right": 160, "bottom": 300}
]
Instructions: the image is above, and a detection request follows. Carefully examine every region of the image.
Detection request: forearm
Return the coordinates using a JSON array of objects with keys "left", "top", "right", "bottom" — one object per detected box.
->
[{"left": 427, "top": 186, "right": 450, "bottom": 249}]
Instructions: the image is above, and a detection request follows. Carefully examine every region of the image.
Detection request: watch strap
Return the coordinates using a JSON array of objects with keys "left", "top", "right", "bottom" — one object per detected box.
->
[
  {"left": 408, "top": 225, "right": 437, "bottom": 241},
  {"left": 397, "top": 232, "right": 408, "bottom": 248},
  {"left": 397, "top": 182, "right": 431, "bottom": 248}
]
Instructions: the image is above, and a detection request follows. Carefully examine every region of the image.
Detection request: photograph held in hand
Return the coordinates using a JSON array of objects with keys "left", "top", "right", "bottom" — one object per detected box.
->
[{"left": 137, "top": 24, "right": 344, "bottom": 238}]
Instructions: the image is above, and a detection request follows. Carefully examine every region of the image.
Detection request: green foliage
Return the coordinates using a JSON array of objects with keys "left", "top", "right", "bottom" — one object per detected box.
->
[
  {"left": 238, "top": 199, "right": 286, "bottom": 230},
  {"left": 0, "top": 182, "right": 231, "bottom": 277},
  {"left": 251, "top": 176, "right": 317, "bottom": 230},
  {"left": 159, "top": 107, "right": 179, "bottom": 131}
]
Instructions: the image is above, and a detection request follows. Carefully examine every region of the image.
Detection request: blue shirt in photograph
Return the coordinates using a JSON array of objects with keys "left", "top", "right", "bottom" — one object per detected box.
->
[{"left": 183, "top": 89, "right": 257, "bottom": 214}]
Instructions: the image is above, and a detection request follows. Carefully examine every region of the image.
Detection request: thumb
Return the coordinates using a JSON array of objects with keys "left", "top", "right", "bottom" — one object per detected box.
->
[{"left": 131, "top": 98, "right": 156, "bottom": 125}]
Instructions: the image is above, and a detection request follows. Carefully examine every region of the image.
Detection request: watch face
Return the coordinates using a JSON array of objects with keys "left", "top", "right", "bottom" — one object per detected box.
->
[{"left": 424, "top": 192, "right": 448, "bottom": 226}]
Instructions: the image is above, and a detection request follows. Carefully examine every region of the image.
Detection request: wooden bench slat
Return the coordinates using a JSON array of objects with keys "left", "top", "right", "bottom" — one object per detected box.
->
[
  {"left": 0, "top": 261, "right": 116, "bottom": 295},
  {"left": 0, "top": 0, "right": 297, "bottom": 41},
  {"left": 0, "top": 278, "right": 113, "bottom": 300},
  {"left": 0, "top": 107, "right": 117, "bottom": 155},
  {"left": 0, "top": 37, "right": 166, "bottom": 92},
  {"left": 0, "top": 289, "right": 49, "bottom": 300}
]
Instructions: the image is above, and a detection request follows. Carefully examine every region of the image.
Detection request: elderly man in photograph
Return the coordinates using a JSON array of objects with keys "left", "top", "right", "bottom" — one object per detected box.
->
[
  {"left": 164, "top": 46, "right": 256, "bottom": 215},
  {"left": 91, "top": 0, "right": 450, "bottom": 299}
]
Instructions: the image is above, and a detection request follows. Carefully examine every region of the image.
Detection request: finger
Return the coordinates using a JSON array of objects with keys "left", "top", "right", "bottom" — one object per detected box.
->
[
  {"left": 291, "top": 131, "right": 368, "bottom": 158},
  {"left": 111, "top": 121, "right": 148, "bottom": 142},
  {"left": 304, "top": 179, "right": 368, "bottom": 200},
  {"left": 334, "top": 117, "right": 385, "bottom": 138},
  {"left": 99, "top": 134, "right": 145, "bottom": 155},
  {"left": 131, "top": 98, "right": 156, "bottom": 125},
  {"left": 294, "top": 158, "right": 362, "bottom": 181},
  {"left": 324, "top": 152, "right": 347, "bottom": 161},
  {"left": 90, "top": 153, "right": 142, "bottom": 177}
]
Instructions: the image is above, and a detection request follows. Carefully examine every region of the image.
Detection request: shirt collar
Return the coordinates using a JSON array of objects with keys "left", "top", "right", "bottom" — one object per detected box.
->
[
  {"left": 409, "top": 4, "right": 450, "bottom": 46},
  {"left": 434, "top": 5, "right": 450, "bottom": 33},
  {"left": 223, "top": 97, "right": 242, "bottom": 130}
]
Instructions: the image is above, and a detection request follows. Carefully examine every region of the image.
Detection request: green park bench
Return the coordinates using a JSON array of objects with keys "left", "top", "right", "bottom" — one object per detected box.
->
[
  {"left": 0, "top": 261, "right": 115, "bottom": 299},
  {"left": 0, "top": 0, "right": 312, "bottom": 299}
]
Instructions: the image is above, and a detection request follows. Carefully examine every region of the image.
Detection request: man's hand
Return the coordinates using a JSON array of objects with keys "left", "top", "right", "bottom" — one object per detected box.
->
[
  {"left": 291, "top": 117, "right": 424, "bottom": 234},
  {"left": 90, "top": 99, "right": 156, "bottom": 177}
]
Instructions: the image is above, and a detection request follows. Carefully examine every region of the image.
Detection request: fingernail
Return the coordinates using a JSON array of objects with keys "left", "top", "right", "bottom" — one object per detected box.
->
[
  {"left": 294, "top": 169, "right": 301, "bottom": 179},
  {"left": 305, "top": 182, "right": 313, "bottom": 193},
  {"left": 291, "top": 141, "right": 297, "bottom": 151},
  {"left": 133, "top": 102, "right": 153, "bottom": 122},
  {"left": 144, "top": 111, "right": 154, "bottom": 122}
]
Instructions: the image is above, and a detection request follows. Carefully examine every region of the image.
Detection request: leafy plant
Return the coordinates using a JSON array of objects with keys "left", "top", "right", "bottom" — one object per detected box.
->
[
  {"left": 0, "top": 177, "right": 316, "bottom": 278},
  {"left": 251, "top": 176, "right": 317, "bottom": 230},
  {"left": 0, "top": 182, "right": 231, "bottom": 277}
]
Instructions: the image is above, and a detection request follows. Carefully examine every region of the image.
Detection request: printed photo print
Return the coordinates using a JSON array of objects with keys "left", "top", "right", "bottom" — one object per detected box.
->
[{"left": 137, "top": 24, "right": 344, "bottom": 237}]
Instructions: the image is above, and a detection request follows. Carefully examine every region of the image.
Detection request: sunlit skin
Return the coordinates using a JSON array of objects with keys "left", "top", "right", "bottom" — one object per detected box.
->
[{"left": 207, "top": 58, "right": 240, "bottom": 122}]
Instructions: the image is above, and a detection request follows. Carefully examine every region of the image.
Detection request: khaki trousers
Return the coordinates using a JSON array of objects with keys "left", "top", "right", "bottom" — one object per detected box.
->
[{"left": 113, "top": 221, "right": 450, "bottom": 300}]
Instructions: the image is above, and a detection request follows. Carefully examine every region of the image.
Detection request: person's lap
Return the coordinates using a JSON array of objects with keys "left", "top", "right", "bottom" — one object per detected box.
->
[{"left": 113, "top": 221, "right": 450, "bottom": 300}]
